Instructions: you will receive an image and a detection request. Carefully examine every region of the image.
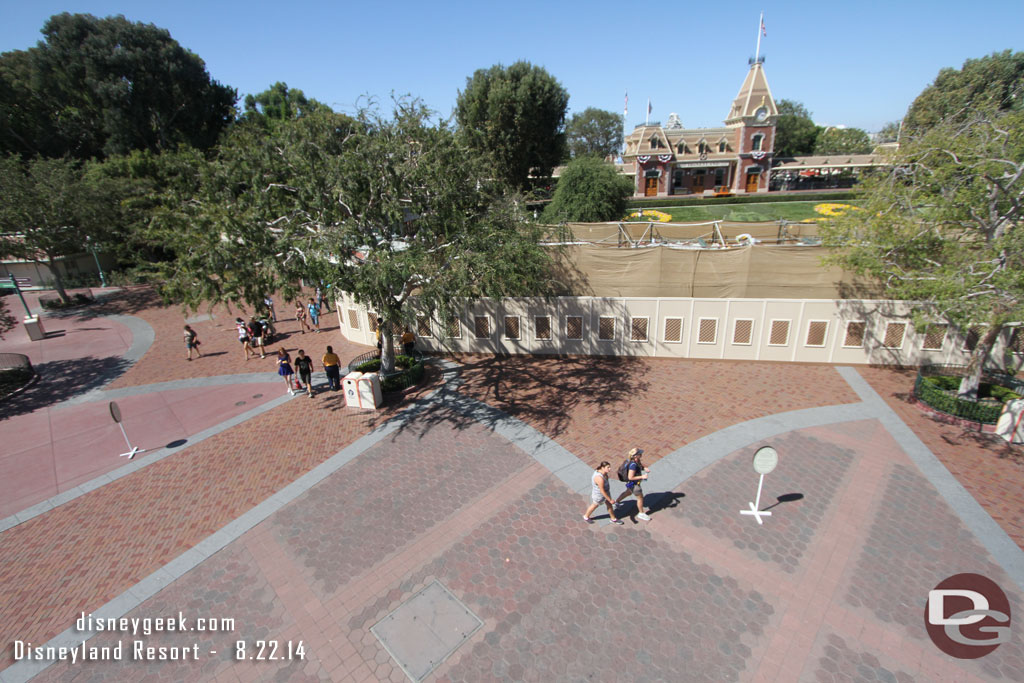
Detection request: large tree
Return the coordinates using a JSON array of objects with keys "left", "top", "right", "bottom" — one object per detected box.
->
[
  {"left": 0, "top": 13, "right": 235, "bottom": 159},
  {"left": 456, "top": 61, "right": 569, "bottom": 189},
  {"left": 905, "top": 50, "right": 1024, "bottom": 134},
  {"left": 877, "top": 120, "right": 901, "bottom": 144},
  {"left": 541, "top": 157, "right": 632, "bottom": 223},
  {"left": 0, "top": 156, "right": 120, "bottom": 302},
  {"left": 819, "top": 107, "right": 1024, "bottom": 398},
  {"left": 239, "top": 82, "right": 331, "bottom": 126},
  {"left": 149, "top": 102, "right": 555, "bottom": 372},
  {"left": 814, "top": 127, "right": 872, "bottom": 155},
  {"left": 565, "top": 107, "right": 624, "bottom": 160},
  {"left": 773, "top": 99, "right": 820, "bottom": 157}
]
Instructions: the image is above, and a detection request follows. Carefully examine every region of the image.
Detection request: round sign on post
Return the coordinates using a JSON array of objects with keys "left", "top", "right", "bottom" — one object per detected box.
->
[
  {"left": 109, "top": 401, "right": 145, "bottom": 459},
  {"left": 741, "top": 445, "right": 777, "bottom": 525},
  {"left": 109, "top": 401, "right": 122, "bottom": 424},
  {"left": 752, "top": 446, "right": 778, "bottom": 475}
]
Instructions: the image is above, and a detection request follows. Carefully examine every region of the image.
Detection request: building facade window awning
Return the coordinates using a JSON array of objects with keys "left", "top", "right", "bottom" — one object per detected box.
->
[{"left": 675, "top": 160, "right": 731, "bottom": 168}]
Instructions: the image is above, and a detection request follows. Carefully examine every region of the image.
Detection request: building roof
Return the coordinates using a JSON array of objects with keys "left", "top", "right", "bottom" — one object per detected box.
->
[
  {"left": 771, "top": 154, "right": 890, "bottom": 171},
  {"left": 725, "top": 62, "right": 778, "bottom": 124}
]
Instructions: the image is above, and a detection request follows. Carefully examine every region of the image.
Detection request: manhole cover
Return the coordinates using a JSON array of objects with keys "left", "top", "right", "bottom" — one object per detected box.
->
[
  {"left": 252, "top": 393, "right": 263, "bottom": 399},
  {"left": 371, "top": 580, "right": 482, "bottom": 682},
  {"left": 235, "top": 401, "right": 246, "bottom": 407},
  {"left": 184, "top": 313, "right": 214, "bottom": 324}
]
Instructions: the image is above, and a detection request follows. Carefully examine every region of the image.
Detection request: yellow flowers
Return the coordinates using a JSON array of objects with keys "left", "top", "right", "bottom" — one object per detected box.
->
[
  {"left": 624, "top": 209, "right": 672, "bottom": 222},
  {"left": 814, "top": 203, "right": 860, "bottom": 217}
]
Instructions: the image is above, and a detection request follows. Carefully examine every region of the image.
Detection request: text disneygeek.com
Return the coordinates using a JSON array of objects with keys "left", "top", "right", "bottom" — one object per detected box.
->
[{"left": 12, "top": 612, "right": 305, "bottom": 663}]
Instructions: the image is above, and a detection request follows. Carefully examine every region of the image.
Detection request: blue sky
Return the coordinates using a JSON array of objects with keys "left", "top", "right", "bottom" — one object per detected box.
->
[{"left": 2, "top": 0, "right": 1022, "bottom": 132}]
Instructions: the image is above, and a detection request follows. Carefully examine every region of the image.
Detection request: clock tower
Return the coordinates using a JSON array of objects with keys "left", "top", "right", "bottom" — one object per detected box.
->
[{"left": 724, "top": 60, "right": 778, "bottom": 193}]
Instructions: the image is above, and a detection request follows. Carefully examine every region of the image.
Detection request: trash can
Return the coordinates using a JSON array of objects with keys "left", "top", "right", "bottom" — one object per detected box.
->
[
  {"left": 357, "top": 373, "right": 383, "bottom": 410},
  {"left": 996, "top": 399, "right": 1024, "bottom": 444},
  {"left": 343, "top": 371, "right": 363, "bottom": 408},
  {"left": 23, "top": 316, "right": 45, "bottom": 341}
]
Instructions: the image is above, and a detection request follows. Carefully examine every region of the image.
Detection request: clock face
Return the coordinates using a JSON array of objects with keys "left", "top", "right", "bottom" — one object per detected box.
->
[{"left": 754, "top": 107, "right": 769, "bottom": 122}]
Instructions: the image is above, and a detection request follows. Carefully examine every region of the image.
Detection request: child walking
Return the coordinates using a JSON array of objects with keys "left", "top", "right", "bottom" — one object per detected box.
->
[{"left": 183, "top": 325, "right": 202, "bottom": 361}]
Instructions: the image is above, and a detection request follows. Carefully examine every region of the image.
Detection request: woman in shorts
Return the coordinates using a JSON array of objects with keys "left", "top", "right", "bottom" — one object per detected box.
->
[
  {"left": 235, "top": 318, "right": 254, "bottom": 361},
  {"left": 183, "top": 325, "right": 202, "bottom": 361},
  {"left": 276, "top": 348, "right": 295, "bottom": 396},
  {"left": 583, "top": 461, "right": 623, "bottom": 524},
  {"left": 295, "top": 301, "right": 312, "bottom": 334}
]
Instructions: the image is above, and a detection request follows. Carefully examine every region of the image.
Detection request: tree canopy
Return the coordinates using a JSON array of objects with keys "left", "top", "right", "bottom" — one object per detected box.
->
[
  {"left": 773, "top": 99, "right": 820, "bottom": 157},
  {"left": 905, "top": 50, "right": 1024, "bottom": 134},
  {"left": 147, "top": 101, "right": 555, "bottom": 371},
  {"left": 813, "top": 127, "right": 872, "bottom": 155},
  {"left": 0, "top": 13, "right": 235, "bottom": 159},
  {"left": 0, "top": 156, "right": 120, "bottom": 302},
  {"left": 456, "top": 61, "right": 569, "bottom": 189},
  {"left": 819, "top": 107, "right": 1024, "bottom": 396},
  {"left": 240, "top": 82, "right": 331, "bottom": 126},
  {"left": 876, "top": 121, "right": 901, "bottom": 144},
  {"left": 565, "top": 107, "right": 623, "bottom": 160},
  {"left": 541, "top": 157, "right": 632, "bottom": 223}
]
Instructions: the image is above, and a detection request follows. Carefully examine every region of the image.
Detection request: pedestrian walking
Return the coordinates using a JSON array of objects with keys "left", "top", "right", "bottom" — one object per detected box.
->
[
  {"left": 276, "top": 348, "right": 296, "bottom": 396},
  {"left": 322, "top": 345, "right": 341, "bottom": 391},
  {"left": 316, "top": 284, "right": 331, "bottom": 313},
  {"left": 294, "top": 349, "right": 314, "bottom": 397},
  {"left": 401, "top": 327, "right": 415, "bottom": 357},
  {"left": 183, "top": 325, "right": 202, "bottom": 361},
  {"left": 236, "top": 317, "right": 255, "bottom": 361},
  {"left": 584, "top": 461, "right": 624, "bottom": 525},
  {"left": 249, "top": 317, "right": 266, "bottom": 358},
  {"left": 308, "top": 298, "right": 321, "bottom": 333},
  {"left": 295, "top": 301, "right": 312, "bottom": 334},
  {"left": 615, "top": 447, "right": 652, "bottom": 521},
  {"left": 375, "top": 318, "right": 384, "bottom": 357},
  {"left": 263, "top": 295, "right": 277, "bottom": 322}
]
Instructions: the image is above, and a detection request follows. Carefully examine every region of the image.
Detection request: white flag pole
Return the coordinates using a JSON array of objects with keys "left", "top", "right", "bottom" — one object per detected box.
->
[{"left": 755, "top": 12, "right": 764, "bottom": 62}]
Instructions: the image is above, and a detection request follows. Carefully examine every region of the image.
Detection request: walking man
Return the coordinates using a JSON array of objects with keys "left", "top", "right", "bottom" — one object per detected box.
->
[
  {"left": 295, "top": 349, "right": 314, "bottom": 397},
  {"left": 615, "top": 447, "right": 652, "bottom": 521},
  {"left": 263, "top": 294, "right": 277, "bottom": 322},
  {"left": 308, "top": 298, "right": 321, "bottom": 333},
  {"left": 322, "top": 345, "right": 341, "bottom": 391},
  {"left": 584, "top": 461, "right": 624, "bottom": 525}
]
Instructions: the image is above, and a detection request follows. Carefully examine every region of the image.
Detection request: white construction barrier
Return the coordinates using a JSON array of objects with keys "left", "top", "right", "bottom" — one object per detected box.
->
[
  {"left": 343, "top": 371, "right": 363, "bottom": 408},
  {"left": 357, "top": 373, "right": 383, "bottom": 410},
  {"left": 995, "top": 399, "right": 1024, "bottom": 445}
]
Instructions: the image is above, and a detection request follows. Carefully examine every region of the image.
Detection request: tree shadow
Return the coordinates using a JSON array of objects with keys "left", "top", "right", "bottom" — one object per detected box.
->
[
  {"left": 393, "top": 352, "right": 652, "bottom": 441},
  {"left": 0, "top": 356, "right": 134, "bottom": 419}
]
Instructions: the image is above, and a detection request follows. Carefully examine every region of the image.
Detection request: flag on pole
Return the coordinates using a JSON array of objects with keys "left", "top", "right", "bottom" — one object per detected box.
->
[
  {"left": 624, "top": 90, "right": 628, "bottom": 116},
  {"left": 647, "top": 98, "right": 652, "bottom": 116},
  {"left": 761, "top": 16, "right": 766, "bottom": 36}
]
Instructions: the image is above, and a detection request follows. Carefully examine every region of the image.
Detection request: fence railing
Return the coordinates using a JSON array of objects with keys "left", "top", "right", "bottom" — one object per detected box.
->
[{"left": 913, "top": 364, "right": 1022, "bottom": 425}]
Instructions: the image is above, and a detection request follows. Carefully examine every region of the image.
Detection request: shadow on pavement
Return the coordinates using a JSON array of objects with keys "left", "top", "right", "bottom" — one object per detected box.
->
[
  {"left": 762, "top": 492, "right": 804, "bottom": 511},
  {"left": 645, "top": 491, "right": 686, "bottom": 513},
  {"left": 384, "top": 355, "right": 652, "bottom": 441},
  {"left": 0, "top": 356, "right": 133, "bottom": 419}
]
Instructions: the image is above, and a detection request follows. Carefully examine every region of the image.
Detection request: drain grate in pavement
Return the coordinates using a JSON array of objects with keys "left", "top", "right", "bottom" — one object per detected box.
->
[
  {"left": 371, "top": 580, "right": 483, "bottom": 682},
  {"left": 184, "top": 313, "right": 215, "bottom": 323}
]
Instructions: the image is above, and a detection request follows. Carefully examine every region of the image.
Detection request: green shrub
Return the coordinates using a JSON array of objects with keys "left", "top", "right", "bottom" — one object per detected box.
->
[
  {"left": 542, "top": 156, "right": 633, "bottom": 223},
  {"left": 988, "top": 385, "right": 1022, "bottom": 402},
  {"left": 916, "top": 375, "right": 1003, "bottom": 424},
  {"left": 353, "top": 355, "right": 424, "bottom": 392},
  {"left": 924, "top": 375, "right": 960, "bottom": 391}
]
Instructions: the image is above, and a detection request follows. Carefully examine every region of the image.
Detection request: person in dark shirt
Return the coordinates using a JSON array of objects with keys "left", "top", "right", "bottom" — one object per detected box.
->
[{"left": 294, "top": 349, "right": 314, "bottom": 397}]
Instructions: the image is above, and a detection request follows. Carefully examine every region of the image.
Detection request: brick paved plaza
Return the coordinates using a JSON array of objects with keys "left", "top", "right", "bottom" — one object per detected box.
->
[{"left": 1, "top": 287, "right": 1023, "bottom": 682}]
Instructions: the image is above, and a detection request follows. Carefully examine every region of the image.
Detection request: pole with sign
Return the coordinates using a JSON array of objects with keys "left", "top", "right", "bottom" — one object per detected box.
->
[
  {"left": 740, "top": 446, "right": 777, "bottom": 525},
  {"left": 109, "top": 401, "right": 146, "bottom": 459}
]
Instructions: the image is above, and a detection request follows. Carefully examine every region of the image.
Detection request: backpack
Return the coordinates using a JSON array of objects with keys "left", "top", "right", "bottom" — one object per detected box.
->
[{"left": 617, "top": 460, "right": 632, "bottom": 482}]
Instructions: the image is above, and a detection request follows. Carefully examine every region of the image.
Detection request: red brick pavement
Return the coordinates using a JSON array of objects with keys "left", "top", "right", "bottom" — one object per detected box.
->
[
  {"left": 857, "top": 366, "right": 1024, "bottom": 550},
  {"left": 0, "top": 365, "right": 442, "bottom": 663},
  {"left": 454, "top": 354, "right": 860, "bottom": 468},
  {"left": 89, "top": 287, "right": 372, "bottom": 389}
]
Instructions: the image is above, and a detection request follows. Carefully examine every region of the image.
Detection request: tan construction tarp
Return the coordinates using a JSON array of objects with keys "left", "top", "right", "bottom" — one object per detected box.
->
[
  {"left": 550, "top": 243, "right": 880, "bottom": 299},
  {"left": 545, "top": 221, "right": 820, "bottom": 246}
]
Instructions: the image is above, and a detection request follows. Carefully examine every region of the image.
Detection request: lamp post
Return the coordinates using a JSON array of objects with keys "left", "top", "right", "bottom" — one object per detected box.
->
[{"left": 86, "top": 236, "right": 107, "bottom": 288}]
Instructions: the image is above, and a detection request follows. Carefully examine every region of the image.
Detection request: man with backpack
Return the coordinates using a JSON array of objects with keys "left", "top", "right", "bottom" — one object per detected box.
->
[{"left": 615, "top": 447, "right": 652, "bottom": 521}]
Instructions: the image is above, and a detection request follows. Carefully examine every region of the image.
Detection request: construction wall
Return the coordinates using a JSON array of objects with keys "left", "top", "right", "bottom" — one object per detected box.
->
[{"left": 334, "top": 293, "right": 1018, "bottom": 369}]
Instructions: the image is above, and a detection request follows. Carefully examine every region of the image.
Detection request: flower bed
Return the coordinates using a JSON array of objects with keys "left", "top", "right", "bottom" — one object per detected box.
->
[
  {"left": 353, "top": 354, "right": 425, "bottom": 392},
  {"left": 913, "top": 365, "right": 1022, "bottom": 425}
]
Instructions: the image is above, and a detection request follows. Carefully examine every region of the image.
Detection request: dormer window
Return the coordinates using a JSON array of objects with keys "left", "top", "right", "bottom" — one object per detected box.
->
[
  {"left": 649, "top": 135, "right": 662, "bottom": 149},
  {"left": 752, "top": 134, "right": 764, "bottom": 152},
  {"left": 697, "top": 141, "right": 708, "bottom": 155},
  {"left": 677, "top": 142, "right": 687, "bottom": 154},
  {"left": 718, "top": 141, "right": 726, "bottom": 153}
]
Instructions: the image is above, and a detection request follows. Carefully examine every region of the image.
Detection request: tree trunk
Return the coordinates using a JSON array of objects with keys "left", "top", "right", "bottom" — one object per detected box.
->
[
  {"left": 44, "top": 255, "right": 71, "bottom": 303},
  {"left": 380, "top": 323, "right": 396, "bottom": 374},
  {"left": 958, "top": 323, "right": 1003, "bottom": 400}
]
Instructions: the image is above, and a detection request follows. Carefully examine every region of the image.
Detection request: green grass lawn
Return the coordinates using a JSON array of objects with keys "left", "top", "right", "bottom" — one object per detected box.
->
[{"left": 631, "top": 200, "right": 862, "bottom": 223}]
